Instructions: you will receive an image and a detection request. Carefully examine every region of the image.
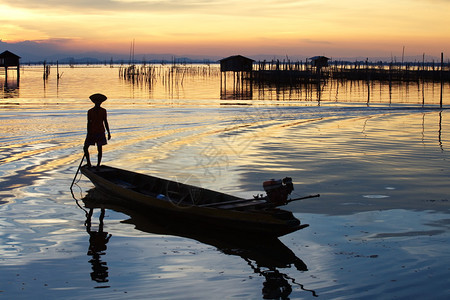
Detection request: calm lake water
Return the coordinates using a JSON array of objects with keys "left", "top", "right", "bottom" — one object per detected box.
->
[{"left": 1, "top": 65, "right": 450, "bottom": 299}]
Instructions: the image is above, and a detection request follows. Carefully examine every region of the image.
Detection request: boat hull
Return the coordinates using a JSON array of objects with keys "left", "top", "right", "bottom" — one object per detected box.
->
[{"left": 80, "top": 165, "right": 308, "bottom": 237}]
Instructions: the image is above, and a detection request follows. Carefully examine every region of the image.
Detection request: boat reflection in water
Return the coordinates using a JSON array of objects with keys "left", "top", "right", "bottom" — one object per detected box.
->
[{"left": 81, "top": 189, "right": 317, "bottom": 298}]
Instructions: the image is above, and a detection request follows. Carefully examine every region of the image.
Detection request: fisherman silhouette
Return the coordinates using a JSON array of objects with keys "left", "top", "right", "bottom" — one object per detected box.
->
[{"left": 83, "top": 93, "right": 111, "bottom": 169}]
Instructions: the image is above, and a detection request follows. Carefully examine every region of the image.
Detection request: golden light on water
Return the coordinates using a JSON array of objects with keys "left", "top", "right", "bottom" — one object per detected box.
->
[
  {"left": 1, "top": 65, "right": 450, "bottom": 299},
  {"left": 14, "top": 219, "right": 69, "bottom": 225}
]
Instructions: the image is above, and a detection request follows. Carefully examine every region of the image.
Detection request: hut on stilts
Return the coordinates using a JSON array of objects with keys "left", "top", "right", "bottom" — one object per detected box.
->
[
  {"left": 0, "top": 50, "right": 21, "bottom": 89},
  {"left": 219, "top": 55, "right": 254, "bottom": 100}
]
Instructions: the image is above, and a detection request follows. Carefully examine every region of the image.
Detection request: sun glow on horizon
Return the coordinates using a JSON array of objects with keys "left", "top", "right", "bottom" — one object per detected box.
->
[{"left": 1, "top": 0, "right": 449, "bottom": 59}]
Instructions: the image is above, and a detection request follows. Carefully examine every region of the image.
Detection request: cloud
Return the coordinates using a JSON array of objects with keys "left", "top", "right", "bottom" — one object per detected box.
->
[
  {"left": 300, "top": 38, "right": 332, "bottom": 45},
  {"left": 1, "top": 38, "right": 68, "bottom": 49},
  {"left": 0, "top": 39, "right": 80, "bottom": 61},
  {"left": 1, "top": 0, "right": 449, "bottom": 60},
  {"left": 1, "top": 0, "right": 224, "bottom": 13},
  {"left": 1, "top": 0, "right": 314, "bottom": 15}
]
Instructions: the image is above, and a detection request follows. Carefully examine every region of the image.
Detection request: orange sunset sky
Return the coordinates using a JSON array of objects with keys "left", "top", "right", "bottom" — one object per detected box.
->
[{"left": 1, "top": 0, "right": 449, "bottom": 60}]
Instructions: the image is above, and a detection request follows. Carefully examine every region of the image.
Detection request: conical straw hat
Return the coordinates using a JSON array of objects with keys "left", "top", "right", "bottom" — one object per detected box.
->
[{"left": 89, "top": 93, "right": 107, "bottom": 104}]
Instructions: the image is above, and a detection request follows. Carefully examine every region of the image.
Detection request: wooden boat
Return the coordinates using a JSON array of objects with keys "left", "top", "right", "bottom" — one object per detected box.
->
[
  {"left": 80, "top": 165, "right": 311, "bottom": 237},
  {"left": 82, "top": 192, "right": 309, "bottom": 272}
]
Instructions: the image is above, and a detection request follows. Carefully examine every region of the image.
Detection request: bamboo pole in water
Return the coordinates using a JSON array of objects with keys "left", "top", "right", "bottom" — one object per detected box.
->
[{"left": 441, "top": 52, "right": 444, "bottom": 108}]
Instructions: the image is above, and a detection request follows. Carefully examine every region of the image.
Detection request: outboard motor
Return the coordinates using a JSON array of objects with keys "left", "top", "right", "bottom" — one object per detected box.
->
[
  {"left": 263, "top": 177, "right": 294, "bottom": 205},
  {"left": 282, "top": 177, "right": 294, "bottom": 194}
]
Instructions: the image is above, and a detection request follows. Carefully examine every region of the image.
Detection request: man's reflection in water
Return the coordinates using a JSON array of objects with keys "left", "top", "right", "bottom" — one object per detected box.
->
[
  {"left": 262, "top": 269, "right": 292, "bottom": 299},
  {"left": 85, "top": 208, "right": 111, "bottom": 284},
  {"left": 244, "top": 254, "right": 316, "bottom": 299}
]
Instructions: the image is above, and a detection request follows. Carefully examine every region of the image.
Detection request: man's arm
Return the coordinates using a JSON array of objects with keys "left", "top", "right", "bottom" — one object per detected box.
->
[
  {"left": 87, "top": 111, "right": 92, "bottom": 134},
  {"left": 104, "top": 110, "right": 111, "bottom": 140}
]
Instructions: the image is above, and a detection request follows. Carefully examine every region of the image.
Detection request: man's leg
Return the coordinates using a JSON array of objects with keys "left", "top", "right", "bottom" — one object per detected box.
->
[
  {"left": 97, "top": 144, "right": 103, "bottom": 167},
  {"left": 84, "top": 144, "right": 92, "bottom": 167}
]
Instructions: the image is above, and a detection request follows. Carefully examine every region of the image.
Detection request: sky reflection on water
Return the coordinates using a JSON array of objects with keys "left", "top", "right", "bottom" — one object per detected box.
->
[
  {"left": 1, "top": 66, "right": 450, "bottom": 299},
  {"left": 1, "top": 65, "right": 449, "bottom": 106}
]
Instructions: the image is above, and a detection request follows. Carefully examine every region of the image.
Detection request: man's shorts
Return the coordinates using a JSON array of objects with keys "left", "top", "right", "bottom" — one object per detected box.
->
[{"left": 84, "top": 133, "right": 107, "bottom": 146}]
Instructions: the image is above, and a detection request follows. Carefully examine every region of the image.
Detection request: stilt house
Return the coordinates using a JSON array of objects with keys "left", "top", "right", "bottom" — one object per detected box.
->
[{"left": 0, "top": 50, "right": 21, "bottom": 82}]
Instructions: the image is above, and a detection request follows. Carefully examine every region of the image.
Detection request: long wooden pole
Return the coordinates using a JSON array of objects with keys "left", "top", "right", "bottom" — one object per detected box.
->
[
  {"left": 285, "top": 194, "right": 320, "bottom": 204},
  {"left": 70, "top": 154, "right": 85, "bottom": 190}
]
